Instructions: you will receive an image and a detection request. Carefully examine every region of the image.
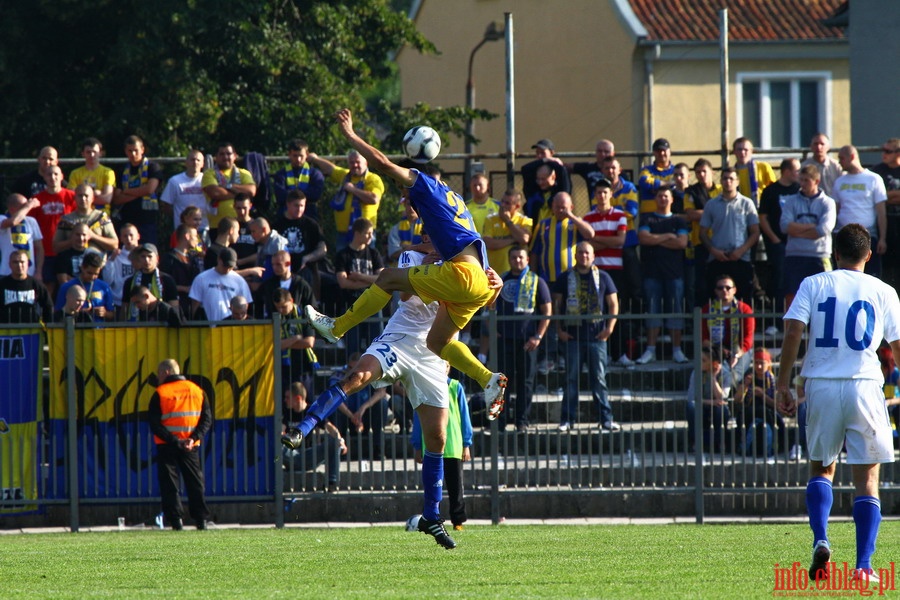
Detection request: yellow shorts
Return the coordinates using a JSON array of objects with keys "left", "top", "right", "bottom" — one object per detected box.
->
[{"left": 408, "top": 260, "right": 493, "bottom": 329}]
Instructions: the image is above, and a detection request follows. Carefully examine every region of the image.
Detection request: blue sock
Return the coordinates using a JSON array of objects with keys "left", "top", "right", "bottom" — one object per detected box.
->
[
  {"left": 298, "top": 386, "right": 348, "bottom": 437},
  {"left": 421, "top": 450, "right": 444, "bottom": 521},
  {"left": 806, "top": 476, "right": 833, "bottom": 545},
  {"left": 853, "top": 496, "right": 881, "bottom": 571}
]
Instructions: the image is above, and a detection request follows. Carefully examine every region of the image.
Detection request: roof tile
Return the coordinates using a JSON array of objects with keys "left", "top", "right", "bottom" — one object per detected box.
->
[{"left": 628, "top": 0, "right": 846, "bottom": 42}]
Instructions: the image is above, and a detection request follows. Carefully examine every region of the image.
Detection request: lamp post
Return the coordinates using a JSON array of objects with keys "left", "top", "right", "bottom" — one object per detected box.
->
[{"left": 464, "top": 21, "right": 504, "bottom": 198}]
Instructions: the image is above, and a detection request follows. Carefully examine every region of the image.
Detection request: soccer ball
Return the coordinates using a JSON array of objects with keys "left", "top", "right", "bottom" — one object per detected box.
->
[
  {"left": 402, "top": 126, "right": 441, "bottom": 164},
  {"left": 404, "top": 514, "right": 422, "bottom": 532}
]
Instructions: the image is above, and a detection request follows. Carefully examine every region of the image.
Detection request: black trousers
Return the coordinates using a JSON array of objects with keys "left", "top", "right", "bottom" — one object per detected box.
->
[
  {"left": 497, "top": 339, "right": 537, "bottom": 428},
  {"left": 443, "top": 457, "right": 467, "bottom": 526},
  {"left": 156, "top": 443, "right": 210, "bottom": 525}
]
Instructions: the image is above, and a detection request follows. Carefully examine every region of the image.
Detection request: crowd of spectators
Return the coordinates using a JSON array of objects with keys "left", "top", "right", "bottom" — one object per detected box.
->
[{"left": 3, "top": 132, "right": 899, "bottom": 443}]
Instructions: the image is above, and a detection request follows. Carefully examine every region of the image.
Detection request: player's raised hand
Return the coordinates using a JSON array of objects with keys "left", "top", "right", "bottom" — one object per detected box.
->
[{"left": 335, "top": 108, "right": 354, "bottom": 138}]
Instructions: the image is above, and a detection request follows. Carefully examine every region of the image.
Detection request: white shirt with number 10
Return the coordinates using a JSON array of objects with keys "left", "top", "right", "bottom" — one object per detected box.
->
[{"left": 784, "top": 269, "right": 900, "bottom": 380}]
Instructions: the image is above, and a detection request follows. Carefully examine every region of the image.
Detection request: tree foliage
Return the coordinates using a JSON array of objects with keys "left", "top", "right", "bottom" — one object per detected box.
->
[{"left": 0, "top": 0, "right": 491, "bottom": 159}]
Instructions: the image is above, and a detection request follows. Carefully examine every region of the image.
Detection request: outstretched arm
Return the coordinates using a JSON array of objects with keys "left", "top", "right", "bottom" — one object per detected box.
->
[{"left": 335, "top": 109, "right": 416, "bottom": 188}]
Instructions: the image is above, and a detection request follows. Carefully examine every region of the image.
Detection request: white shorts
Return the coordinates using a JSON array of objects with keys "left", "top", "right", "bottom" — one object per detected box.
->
[
  {"left": 804, "top": 378, "right": 894, "bottom": 466},
  {"left": 363, "top": 332, "right": 449, "bottom": 409}
]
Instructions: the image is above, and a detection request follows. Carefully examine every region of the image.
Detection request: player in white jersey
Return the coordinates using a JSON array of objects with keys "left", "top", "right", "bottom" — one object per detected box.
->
[
  {"left": 776, "top": 223, "right": 900, "bottom": 584},
  {"left": 282, "top": 239, "right": 499, "bottom": 550}
]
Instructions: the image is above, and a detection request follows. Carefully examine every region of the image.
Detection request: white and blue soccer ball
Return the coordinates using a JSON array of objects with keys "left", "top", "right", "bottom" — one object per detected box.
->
[
  {"left": 402, "top": 126, "right": 441, "bottom": 164},
  {"left": 404, "top": 514, "right": 422, "bottom": 532}
]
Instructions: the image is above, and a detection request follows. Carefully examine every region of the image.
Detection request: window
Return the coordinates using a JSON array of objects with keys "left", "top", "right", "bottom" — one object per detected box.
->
[{"left": 737, "top": 72, "right": 831, "bottom": 148}]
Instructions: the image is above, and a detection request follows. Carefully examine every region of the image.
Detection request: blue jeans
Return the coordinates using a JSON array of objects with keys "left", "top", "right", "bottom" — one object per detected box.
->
[
  {"left": 642, "top": 276, "right": 685, "bottom": 330},
  {"left": 561, "top": 337, "right": 612, "bottom": 424}
]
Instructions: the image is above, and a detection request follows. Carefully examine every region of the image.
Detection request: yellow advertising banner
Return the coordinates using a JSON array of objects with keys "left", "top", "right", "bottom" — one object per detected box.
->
[
  {"left": 0, "top": 329, "right": 42, "bottom": 514},
  {"left": 47, "top": 324, "right": 275, "bottom": 420}
]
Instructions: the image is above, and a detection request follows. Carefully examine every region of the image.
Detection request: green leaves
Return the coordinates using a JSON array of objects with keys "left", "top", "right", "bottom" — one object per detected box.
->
[{"left": 0, "top": 0, "right": 459, "bottom": 161}]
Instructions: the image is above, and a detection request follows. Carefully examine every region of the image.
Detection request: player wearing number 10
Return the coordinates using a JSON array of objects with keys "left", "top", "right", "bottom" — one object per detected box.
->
[
  {"left": 305, "top": 109, "right": 508, "bottom": 419},
  {"left": 776, "top": 223, "right": 900, "bottom": 583}
]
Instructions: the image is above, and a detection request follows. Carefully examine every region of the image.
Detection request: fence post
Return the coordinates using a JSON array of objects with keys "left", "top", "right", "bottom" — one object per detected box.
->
[
  {"left": 64, "top": 317, "right": 79, "bottom": 532},
  {"left": 273, "top": 315, "right": 285, "bottom": 528},
  {"left": 486, "top": 308, "right": 501, "bottom": 524},
  {"left": 692, "top": 307, "right": 705, "bottom": 524}
]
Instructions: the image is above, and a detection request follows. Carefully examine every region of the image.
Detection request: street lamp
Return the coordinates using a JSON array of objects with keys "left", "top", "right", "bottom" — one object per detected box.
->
[{"left": 464, "top": 21, "right": 504, "bottom": 197}]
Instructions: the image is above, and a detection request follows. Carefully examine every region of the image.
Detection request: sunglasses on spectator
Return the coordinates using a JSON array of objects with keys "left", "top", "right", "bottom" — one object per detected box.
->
[
  {"left": 715, "top": 285, "right": 733, "bottom": 291},
  {"left": 882, "top": 148, "right": 900, "bottom": 153}
]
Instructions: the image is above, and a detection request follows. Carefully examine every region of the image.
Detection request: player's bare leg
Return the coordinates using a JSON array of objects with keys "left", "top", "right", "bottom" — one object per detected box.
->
[
  {"left": 306, "top": 268, "right": 413, "bottom": 343},
  {"left": 428, "top": 305, "right": 507, "bottom": 420},
  {"left": 281, "top": 355, "right": 384, "bottom": 449}
]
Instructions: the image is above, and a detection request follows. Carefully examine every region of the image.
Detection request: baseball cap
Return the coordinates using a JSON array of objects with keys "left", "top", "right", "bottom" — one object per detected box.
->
[
  {"left": 532, "top": 139, "right": 555, "bottom": 152},
  {"left": 652, "top": 138, "right": 670, "bottom": 151},
  {"left": 219, "top": 247, "right": 238, "bottom": 268},
  {"left": 128, "top": 243, "right": 158, "bottom": 259}
]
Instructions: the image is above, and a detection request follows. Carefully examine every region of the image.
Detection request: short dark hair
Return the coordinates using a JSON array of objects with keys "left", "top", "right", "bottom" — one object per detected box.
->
[
  {"left": 81, "top": 252, "right": 104, "bottom": 270},
  {"left": 124, "top": 135, "right": 144, "bottom": 147},
  {"left": 779, "top": 158, "right": 799, "bottom": 172},
  {"left": 218, "top": 217, "right": 238, "bottom": 232},
  {"left": 175, "top": 223, "right": 195, "bottom": 239},
  {"left": 286, "top": 189, "right": 306, "bottom": 202},
  {"left": 273, "top": 288, "right": 293, "bottom": 304},
  {"left": 80, "top": 137, "right": 102, "bottom": 151},
  {"left": 693, "top": 158, "right": 712, "bottom": 170},
  {"left": 130, "top": 285, "right": 151, "bottom": 299},
  {"left": 701, "top": 344, "right": 722, "bottom": 364},
  {"left": 287, "top": 139, "right": 309, "bottom": 152},
  {"left": 834, "top": 223, "right": 871, "bottom": 263},
  {"left": 352, "top": 217, "right": 373, "bottom": 234}
]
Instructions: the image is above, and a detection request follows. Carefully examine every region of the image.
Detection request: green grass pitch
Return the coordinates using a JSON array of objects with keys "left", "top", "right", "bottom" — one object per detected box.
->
[{"left": 0, "top": 521, "right": 896, "bottom": 598}]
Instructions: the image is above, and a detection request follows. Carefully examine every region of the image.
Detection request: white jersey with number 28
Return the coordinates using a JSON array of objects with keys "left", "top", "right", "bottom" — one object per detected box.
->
[{"left": 784, "top": 269, "right": 900, "bottom": 380}]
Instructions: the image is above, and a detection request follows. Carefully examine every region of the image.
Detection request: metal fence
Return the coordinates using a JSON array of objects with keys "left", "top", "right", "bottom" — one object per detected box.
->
[{"left": 2, "top": 307, "right": 898, "bottom": 529}]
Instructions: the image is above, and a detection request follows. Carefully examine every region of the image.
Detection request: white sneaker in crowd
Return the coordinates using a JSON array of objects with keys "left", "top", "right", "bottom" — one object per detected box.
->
[{"left": 635, "top": 348, "right": 656, "bottom": 365}]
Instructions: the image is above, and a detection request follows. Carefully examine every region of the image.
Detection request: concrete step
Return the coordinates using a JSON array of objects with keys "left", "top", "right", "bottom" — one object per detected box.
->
[{"left": 283, "top": 451, "right": 900, "bottom": 492}]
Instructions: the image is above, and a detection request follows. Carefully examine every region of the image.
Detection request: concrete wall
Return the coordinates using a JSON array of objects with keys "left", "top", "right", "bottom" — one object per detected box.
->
[
  {"left": 397, "top": 0, "right": 640, "bottom": 175},
  {"left": 848, "top": 1, "right": 900, "bottom": 164},
  {"left": 398, "top": 1, "right": 851, "bottom": 180}
]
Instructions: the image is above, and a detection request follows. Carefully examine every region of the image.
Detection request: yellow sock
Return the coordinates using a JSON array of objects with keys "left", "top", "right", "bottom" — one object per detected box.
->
[
  {"left": 440, "top": 340, "right": 492, "bottom": 388},
  {"left": 333, "top": 285, "right": 392, "bottom": 338}
]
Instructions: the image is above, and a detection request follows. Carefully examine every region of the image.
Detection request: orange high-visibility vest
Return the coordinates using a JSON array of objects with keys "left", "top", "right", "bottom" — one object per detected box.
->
[{"left": 153, "top": 379, "right": 204, "bottom": 445}]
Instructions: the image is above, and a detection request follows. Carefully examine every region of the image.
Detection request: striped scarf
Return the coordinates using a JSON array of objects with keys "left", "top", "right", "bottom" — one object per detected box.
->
[
  {"left": 128, "top": 269, "right": 163, "bottom": 321},
  {"left": 565, "top": 266, "right": 602, "bottom": 326},
  {"left": 707, "top": 299, "right": 743, "bottom": 354},
  {"left": 121, "top": 157, "right": 159, "bottom": 210},
  {"left": 510, "top": 266, "right": 539, "bottom": 314}
]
